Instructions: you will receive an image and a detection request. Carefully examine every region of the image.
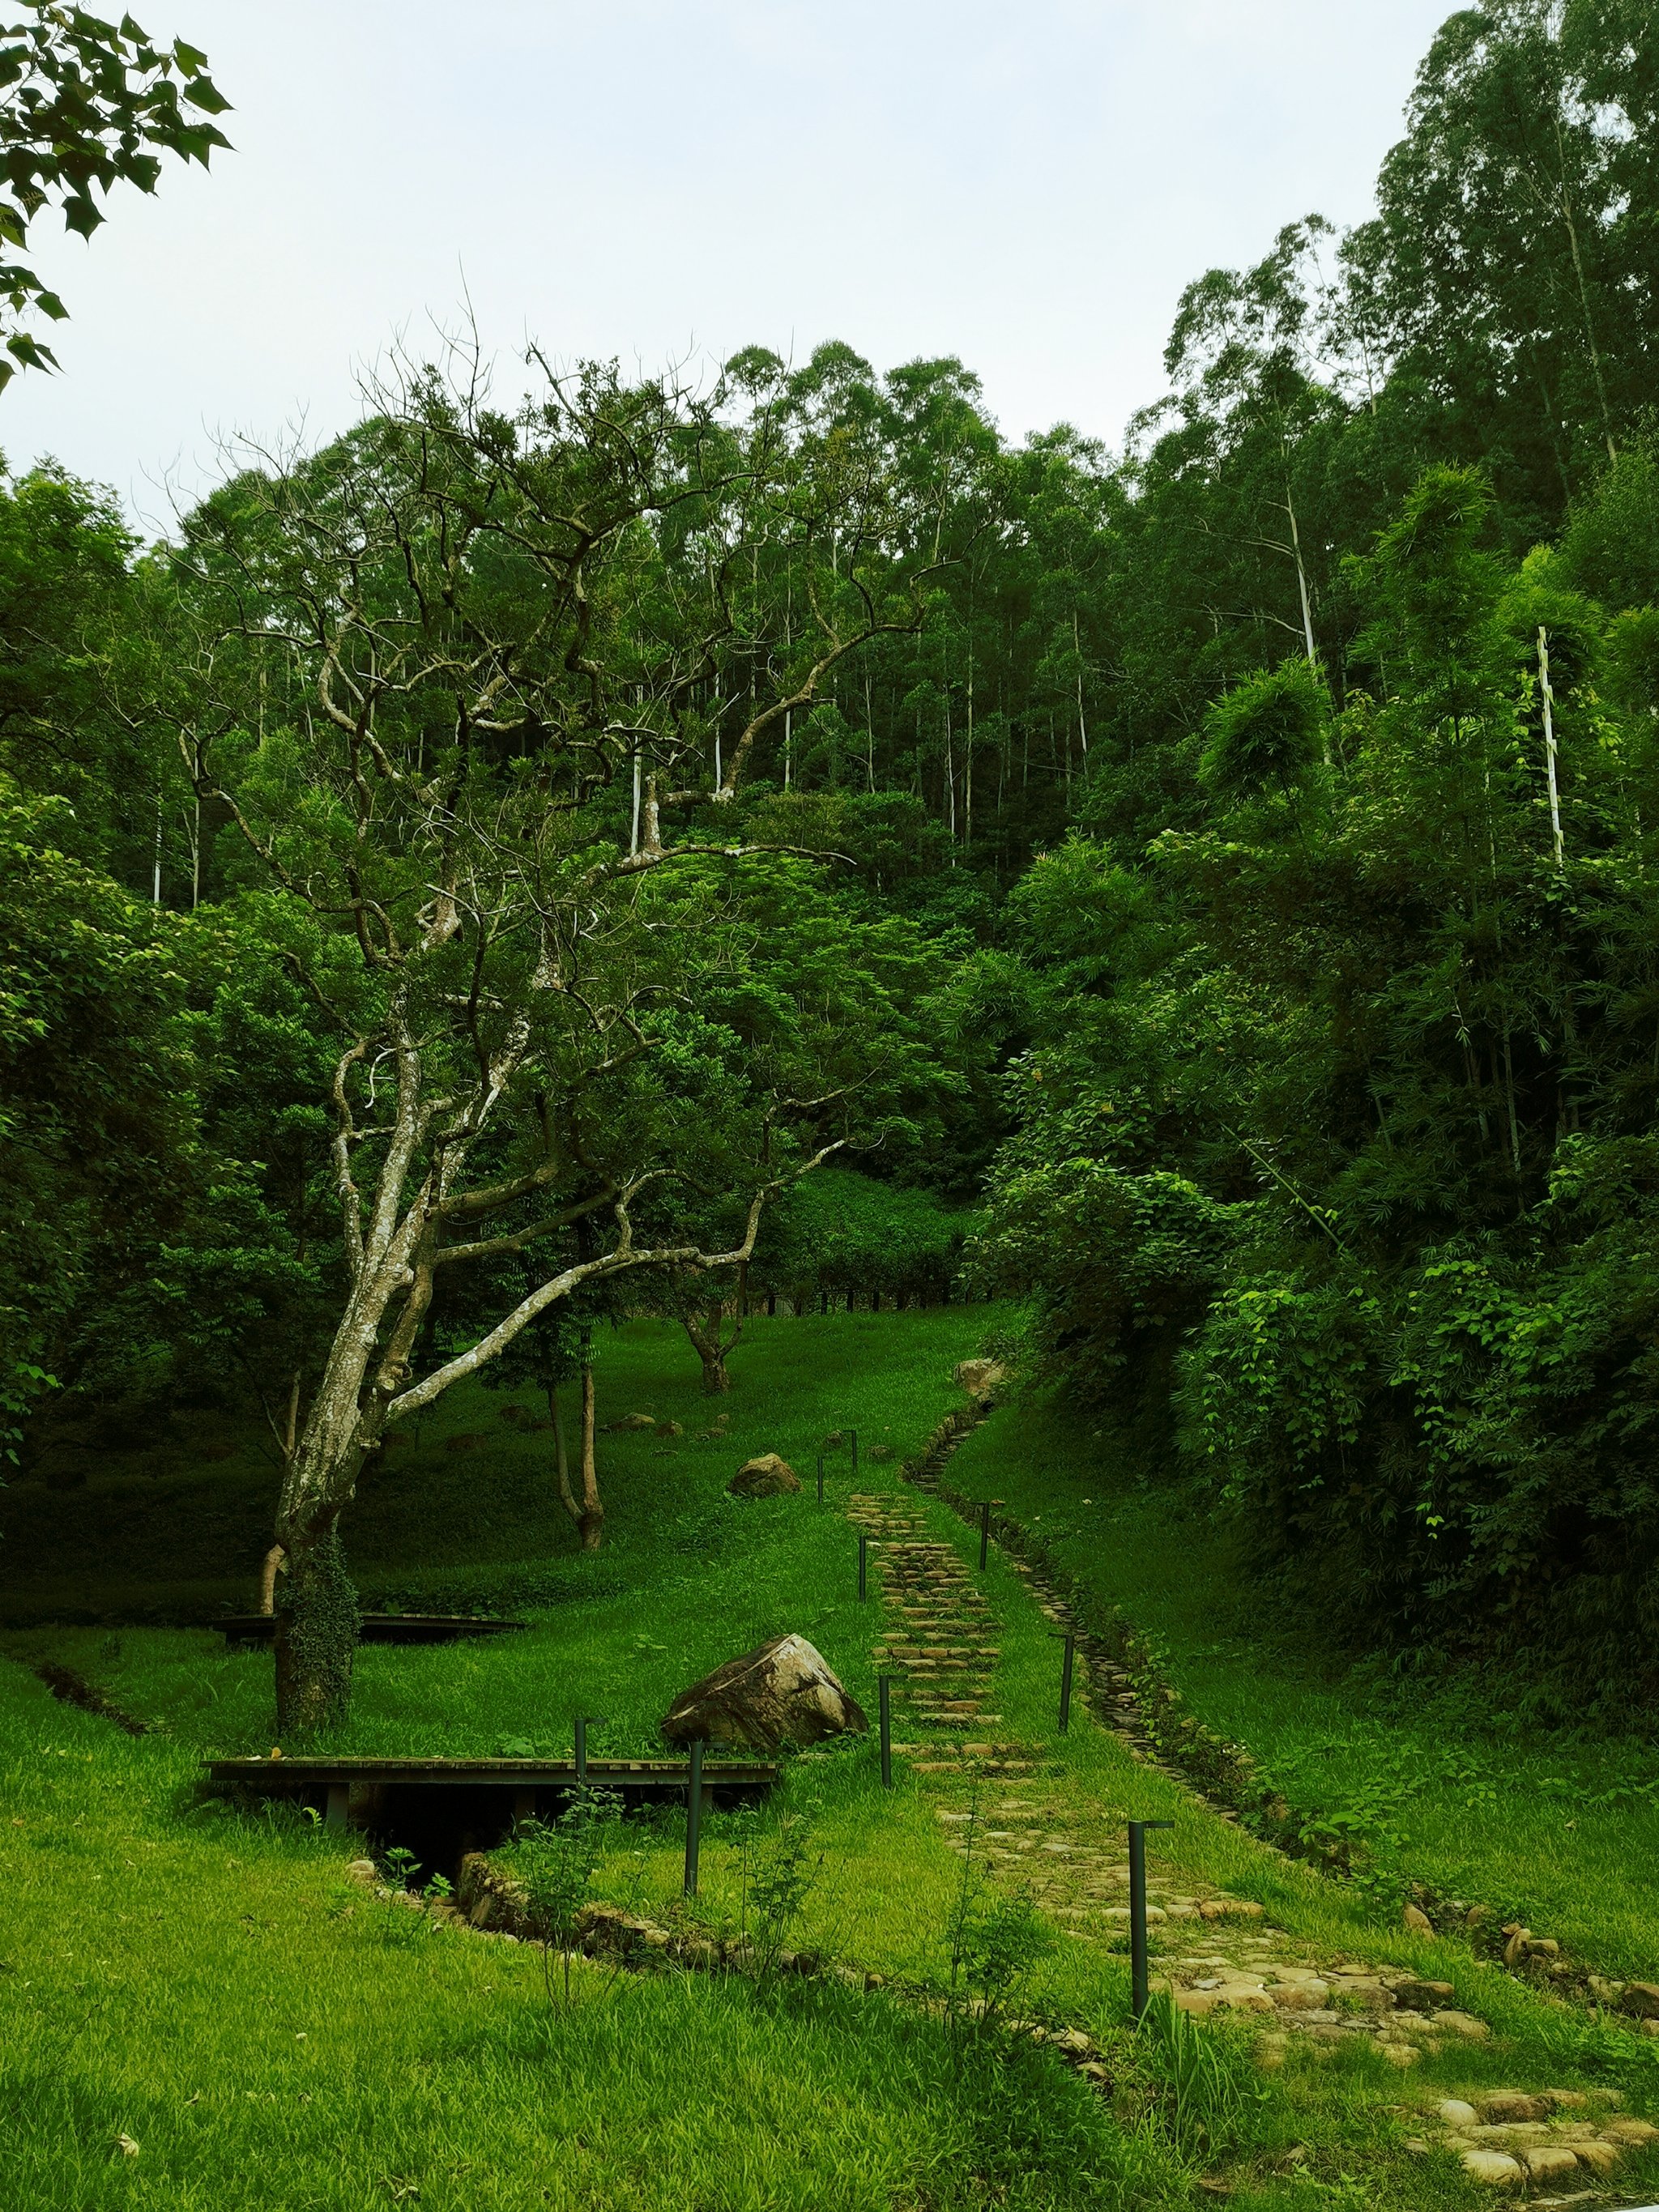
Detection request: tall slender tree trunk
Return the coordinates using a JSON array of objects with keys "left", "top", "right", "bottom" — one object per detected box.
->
[
  {"left": 1554, "top": 116, "right": 1618, "bottom": 467},
  {"left": 577, "top": 1359, "right": 604, "bottom": 1551},
  {"left": 548, "top": 1381, "right": 582, "bottom": 1530},
  {"left": 1539, "top": 627, "right": 1564, "bottom": 869},
  {"left": 1073, "top": 611, "right": 1088, "bottom": 759}
]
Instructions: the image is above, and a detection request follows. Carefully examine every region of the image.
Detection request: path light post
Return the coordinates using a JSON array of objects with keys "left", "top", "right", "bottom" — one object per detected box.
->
[
  {"left": 1057, "top": 1634, "right": 1077, "bottom": 1734},
  {"left": 1128, "top": 1819, "right": 1175, "bottom": 2022},
  {"left": 879, "top": 1675, "right": 893, "bottom": 1789},
  {"left": 858, "top": 1530, "right": 868, "bottom": 1601},
  {"left": 979, "top": 1500, "right": 991, "bottom": 1571},
  {"left": 684, "top": 1739, "right": 704, "bottom": 1897},
  {"left": 574, "top": 1714, "right": 604, "bottom": 1786}
]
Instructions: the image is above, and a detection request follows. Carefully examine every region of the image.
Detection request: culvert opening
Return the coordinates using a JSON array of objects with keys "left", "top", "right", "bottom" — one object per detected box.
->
[{"left": 294, "top": 1772, "right": 777, "bottom": 1889}]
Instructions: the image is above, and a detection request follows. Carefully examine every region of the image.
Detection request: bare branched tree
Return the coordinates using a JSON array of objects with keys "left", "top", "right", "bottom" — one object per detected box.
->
[{"left": 160, "top": 339, "right": 943, "bottom": 1728}]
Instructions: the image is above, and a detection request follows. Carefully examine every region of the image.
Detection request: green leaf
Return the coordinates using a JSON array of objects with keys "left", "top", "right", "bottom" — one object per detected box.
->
[{"left": 183, "top": 78, "right": 231, "bottom": 115}]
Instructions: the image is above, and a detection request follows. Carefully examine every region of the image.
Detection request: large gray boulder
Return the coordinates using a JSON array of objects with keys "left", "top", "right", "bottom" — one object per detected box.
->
[
  {"left": 661, "top": 1634, "right": 868, "bottom": 1750},
  {"left": 727, "top": 1452, "right": 800, "bottom": 1498}
]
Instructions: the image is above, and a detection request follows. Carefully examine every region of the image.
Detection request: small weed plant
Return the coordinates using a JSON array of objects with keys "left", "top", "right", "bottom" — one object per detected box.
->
[
  {"left": 940, "top": 1779, "right": 1054, "bottom": 2035},
  {"left": 516, "top": 1788, "right": 622, "bottom": 2001},
  {"left": 745, "top": 1813, "right": 821, "bottom": 1980}
]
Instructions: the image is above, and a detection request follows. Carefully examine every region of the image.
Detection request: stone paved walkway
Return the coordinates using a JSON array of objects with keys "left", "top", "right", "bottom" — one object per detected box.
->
[{"left": 847, "top": 1477, "right": 1659, "bottom": 2201}]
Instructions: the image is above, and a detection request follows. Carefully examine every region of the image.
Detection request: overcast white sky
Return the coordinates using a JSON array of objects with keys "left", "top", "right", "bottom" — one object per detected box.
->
[{"left": 2, "top": 0, "right": 1453, "bottom": 526}]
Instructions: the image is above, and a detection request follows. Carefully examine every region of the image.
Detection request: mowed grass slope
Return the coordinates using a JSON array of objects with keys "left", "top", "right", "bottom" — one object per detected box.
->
[
  {"left": 946, "top": 1383, "right": 1659, "bottom": 1984},
  {"left": 0, "top": 1310, "right": 1177, "bottom": 2212},
  {"left": 0, "top": 1665, "right": 1166, "bottom": 2212},
  {"left": 8, "top": 1313, "right": 1659, "bottom": 2210}
]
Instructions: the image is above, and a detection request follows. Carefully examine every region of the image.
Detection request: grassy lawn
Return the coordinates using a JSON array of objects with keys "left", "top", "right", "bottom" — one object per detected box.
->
[
  {"left": 946, "top": 1383, "right": 1659, "bottom": 1984},
  {"left": 8, "top": 1313, "right": 1659, "bottom": 2208}
]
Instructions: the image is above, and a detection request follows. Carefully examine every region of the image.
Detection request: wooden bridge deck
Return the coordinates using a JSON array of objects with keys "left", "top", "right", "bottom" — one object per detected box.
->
[{"left": 215, "top": 1614, "right": 528, "bottom": 1646}]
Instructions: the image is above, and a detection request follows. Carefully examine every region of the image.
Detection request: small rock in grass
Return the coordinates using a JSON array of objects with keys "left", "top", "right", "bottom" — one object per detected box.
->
[
  {"left": 1602, "top": 2118, "right": 1659, "bottom": 2146},
  {"left": 1051, "top": 2027, "right": 1095, "bottom": 2056},
  {"left": 1461, "top": 2149, "right": 1522, "bottom": 2184},
  {"left": 1390, "top": 1979, "right": 1456, "bottom": 2010},
  {"left": 1481, "top": 2093, "right": 1549, "bottom": 2123},
  {"left": 345, "top": 1858, "right": 378, "bottom": 1887},
  {"left": 113, "top": 2135, "right": 139, "bottom": 2159},
  {"left": 1255, "top": 2034, "right": 1288, "bottom": 2071},
  {"left": 659, "top": 1421, "right": 683, "bottom": 1438},
  {"left": 1378, "top": 2043, "right": 1421, "bottom": 2068},
  {"left": 1438, "top": 2099, "right": 1479, "bottom": 2129},
  {"left": 954, "top": 1358, "right": 1006, "bottom": 1398},
  {"left": 1575, "top": 2140, "right": 1621, "bottom": 2174},
  {"left": 1402, "top": 1903, "right": 1433, "bottom": 1934},
  {"left": 1431, "top": 2010, "right": 1489, "bottom": 2039},
  {"left": 1522, "top": 2146, "right": 1580, "bottom": 2179},
  {"left": 607, "top": 1413, "right": 655, "bottom": 1432},
  {"left": 1618, "top": 1982, "right": 1659, "bottom": 2019}
]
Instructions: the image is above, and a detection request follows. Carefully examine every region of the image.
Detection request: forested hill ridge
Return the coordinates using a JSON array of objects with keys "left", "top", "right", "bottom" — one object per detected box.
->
[{"left": 6, "top": 0, "right": 1659, "bottom": 1698}]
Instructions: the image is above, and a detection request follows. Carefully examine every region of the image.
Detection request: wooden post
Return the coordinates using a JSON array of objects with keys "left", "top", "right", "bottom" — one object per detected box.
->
[
  {"left": 1058, "top": 1633, "right": 1077, "bottom": 1733},
  {"left": 324, "top": 1784, "right": 350, "bottom": 1831},
  {"left": 683, "top": 1740, "right": 703, "bottom": 1897}
]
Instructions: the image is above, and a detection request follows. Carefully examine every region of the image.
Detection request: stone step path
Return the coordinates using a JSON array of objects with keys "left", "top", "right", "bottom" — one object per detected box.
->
[
  {"left": 850, "top": 1495, "right": 1033, "bottom": 1776},
  {"left": 866, "top": 1409, "right": 1659, "bottom": 2197}
]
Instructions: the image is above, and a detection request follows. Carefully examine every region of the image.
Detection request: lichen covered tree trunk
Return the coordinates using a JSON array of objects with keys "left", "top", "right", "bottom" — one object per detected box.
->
[{"left": 272, "top": 1525, "right": 360, "bottom": 1734}]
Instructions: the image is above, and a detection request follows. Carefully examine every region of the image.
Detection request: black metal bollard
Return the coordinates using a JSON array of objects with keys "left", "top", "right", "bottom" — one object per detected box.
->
[
  {"left": 684, "top": 1739, "right": 704, "bottom": 1897},
  {"left": 979, "top": 1499, "right": 991, "bottom": 1571},
  {"left": 1058, "top": 1633, "right": 1077, "bottom": 1733},
  {"left": 879, "top": 1675, "right": 893, "bottom": 1789},
  {"left": 858, "top": 1529, "right": 868, "bottom": 1601},
  {"left": 1128, "top": 1818, "right": 1175, "bottom": 2022}
]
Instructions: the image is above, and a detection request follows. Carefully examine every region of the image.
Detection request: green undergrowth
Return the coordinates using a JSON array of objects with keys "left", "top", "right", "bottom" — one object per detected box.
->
[{"left": 948, "top": 1381, "right": 1659, "bottom": 1985}]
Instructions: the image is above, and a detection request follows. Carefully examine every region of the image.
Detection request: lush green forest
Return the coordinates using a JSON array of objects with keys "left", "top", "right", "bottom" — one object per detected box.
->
[{"left": 9, "top": 0, "right": 1659, "bottom": 1723}]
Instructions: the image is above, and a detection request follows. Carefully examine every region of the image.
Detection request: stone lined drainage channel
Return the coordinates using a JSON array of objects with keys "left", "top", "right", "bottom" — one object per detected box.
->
[
  {"left": 866, "top": 1403, "right": 1659, "bottom": 2200},
  {"left": 32, "top": 1661, "right": 147, "bottom": 1736}
]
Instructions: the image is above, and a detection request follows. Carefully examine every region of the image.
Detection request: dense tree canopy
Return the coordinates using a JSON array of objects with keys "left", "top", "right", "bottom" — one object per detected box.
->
[{"left": 8, "top": 0, "right": 1659, "bottom": 1717}]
